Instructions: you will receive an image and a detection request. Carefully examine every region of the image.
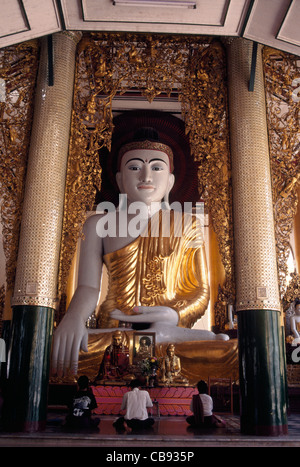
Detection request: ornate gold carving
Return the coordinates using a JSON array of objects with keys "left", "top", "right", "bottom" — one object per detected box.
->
[
  {"left": 143, "top": 255, "right": 167, "bottom": 306},
  {"left": 0, "top": 41, "right": 39, "bottom": 293},
  {"left": 263, "top": 48, "right": 300, "bottom": 299},
  {"left": 11, "top": 295, "right": 58, "bottom": 309},
  {"left": 58, "top": 33, "right": 234, "bottom": 329},
  {"left": 282, "top": 272, "right": 300, "bottom": 311},
  {"left": 180, "top": 41, "right": 233, "bottom": 328}
]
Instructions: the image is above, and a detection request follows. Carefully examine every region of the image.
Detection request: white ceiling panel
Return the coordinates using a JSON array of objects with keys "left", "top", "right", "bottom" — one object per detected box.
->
[
  {"left": 0, "top": 0, "right": 299, "bottom": 57},
  {"left": 82, "top": 0, "right": 229, "bottom": 26},
  {"left": 243, "top": 0, "right": 300, "bottom": 56},
  {"left": 61, "top": 0, "right": 251, "bottom": 36},
  {"left": 0, "top": 0, "right": 29, "bottom": 39},
  {"left": 0, "top": 0, "right": 62, "bottom": 48},
  {"left": 277, "top": 1, "right": 300, "bottom": 48}
]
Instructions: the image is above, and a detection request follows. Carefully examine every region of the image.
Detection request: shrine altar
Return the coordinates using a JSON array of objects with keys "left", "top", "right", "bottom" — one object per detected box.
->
[{"left": 92, "top": 385, "right": 198, "bottom": 416}]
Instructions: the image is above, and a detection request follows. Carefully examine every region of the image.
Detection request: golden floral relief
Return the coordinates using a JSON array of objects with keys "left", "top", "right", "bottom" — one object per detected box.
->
[{"left": 263, "top": 47, "right": 300, "bottom": 299}]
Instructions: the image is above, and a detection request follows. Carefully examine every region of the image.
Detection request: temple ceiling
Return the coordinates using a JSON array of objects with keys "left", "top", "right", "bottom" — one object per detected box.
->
[{"left": 0, "top": 0, "right": 299, "bottom": 57}]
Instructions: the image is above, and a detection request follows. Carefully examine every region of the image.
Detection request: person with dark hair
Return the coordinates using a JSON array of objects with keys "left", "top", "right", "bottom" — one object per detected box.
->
[
  {"left": 113, "top": 379, "right": 154, "bottom": 432},
  {"left": 64, "top": 375, "right": 100, "bottom": 430},
  {"left": 186, "top": 380, "right": 226, "bottom": 429}
]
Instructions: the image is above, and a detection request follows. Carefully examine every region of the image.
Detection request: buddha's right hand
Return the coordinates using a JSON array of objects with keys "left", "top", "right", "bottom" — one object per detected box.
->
[{"left": 51, "top": 313, "right": 89, "bottom": 377}]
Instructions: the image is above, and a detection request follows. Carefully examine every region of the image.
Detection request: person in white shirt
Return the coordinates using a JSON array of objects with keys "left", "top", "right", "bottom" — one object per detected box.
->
[
  {"left": 186, "top": 380, "right": 226, "bottom": 428},
  {"left": 113, "top": 379, "right": 154, "bottom": 432}
]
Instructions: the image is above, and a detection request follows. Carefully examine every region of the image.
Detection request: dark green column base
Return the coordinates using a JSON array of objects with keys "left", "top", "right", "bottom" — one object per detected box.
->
[
  {"left": 237, "top": 309, "right": 288, "bottom": 436},
  {"left": 3, "top": 305, "right": 54, "bottom": 432}
]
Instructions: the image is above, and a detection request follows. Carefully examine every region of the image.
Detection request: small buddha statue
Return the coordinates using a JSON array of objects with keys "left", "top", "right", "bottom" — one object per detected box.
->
[
  {"left": 93, "top": 330, "right": 132, "bottom": 384},
  {"left": 160, "top": 344, "right": 189, "bottom": 386},
  {"left": 134, "top": 336, "right": 152, "bottom": 363}
]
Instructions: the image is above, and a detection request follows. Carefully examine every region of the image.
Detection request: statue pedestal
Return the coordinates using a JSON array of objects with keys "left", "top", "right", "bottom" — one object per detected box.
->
[{"left": 91, "top": 385, "right": 198, "bottom": 416}]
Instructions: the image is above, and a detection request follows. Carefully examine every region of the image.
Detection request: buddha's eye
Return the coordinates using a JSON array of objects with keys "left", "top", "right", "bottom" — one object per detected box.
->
[
  {"left": 128, "top": 165, "right": 141, "bottom": 171},
  {"left": 151, "top": 165, "right": 164, "bottom": 171}
]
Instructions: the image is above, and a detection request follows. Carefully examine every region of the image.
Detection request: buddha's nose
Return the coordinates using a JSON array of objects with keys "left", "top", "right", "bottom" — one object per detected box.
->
[{"left": 140, "top": 164, "right": 152, "bottom": 182}]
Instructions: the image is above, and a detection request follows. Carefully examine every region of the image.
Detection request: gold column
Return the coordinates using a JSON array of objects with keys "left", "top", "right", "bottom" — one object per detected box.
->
[
  {"left": 225, "top": 38, "right": 287, "bottom": 435},
  {"left": 6, "top": 31, "right": 82, "bottom": 432},
  {"left": 12, "top": 32, "right": 82, "bottom": 309},
  {"left": 226, "top": 38, "right": 280, "bottom": 312}
]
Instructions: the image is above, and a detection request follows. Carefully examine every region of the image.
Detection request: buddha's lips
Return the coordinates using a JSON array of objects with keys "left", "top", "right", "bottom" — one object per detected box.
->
[{"left": 138, "top": 185, "right": 154, "bottom": 189}]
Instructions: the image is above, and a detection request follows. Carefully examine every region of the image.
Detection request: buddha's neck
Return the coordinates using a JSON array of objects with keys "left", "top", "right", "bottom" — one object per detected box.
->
[{"left": 125, "top": 201, "right": 163, "bottom": 220}]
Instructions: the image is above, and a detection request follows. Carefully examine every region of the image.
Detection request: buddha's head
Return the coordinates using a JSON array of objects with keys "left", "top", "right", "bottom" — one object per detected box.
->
[
  {"left": 116, "top": 127, "right": 175, "bottom": 206},
  {"left": 166, "top": 343, "right": 175, "bottom": 357},
  {"left": 139, "top": 336, "right": 151, "bottom": 349},
  {"left": 112, "top": 330, "right": 123, "bottom": 347}
]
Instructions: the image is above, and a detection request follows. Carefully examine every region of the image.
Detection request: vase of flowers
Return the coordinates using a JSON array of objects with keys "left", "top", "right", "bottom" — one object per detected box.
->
[{"left": 138, "top": 357, "right": 159, "bottom": 386}]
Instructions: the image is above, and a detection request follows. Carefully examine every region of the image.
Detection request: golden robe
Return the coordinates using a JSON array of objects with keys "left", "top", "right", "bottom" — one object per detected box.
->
[
  {"left": 79, "top": 210, "right": 239, "bottom": 383},
  {"left": 98, "top": 209, "right": 210, "bottom": 328}
]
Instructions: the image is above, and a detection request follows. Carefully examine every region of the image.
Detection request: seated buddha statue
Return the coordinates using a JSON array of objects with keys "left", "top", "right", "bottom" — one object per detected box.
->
[
  {"left": 160, "top": 344, "right": 189, "bottom": 386},
  {"left": 93, "top": 330, "right": 132, "bottom": 384},
  {"left": 134, "top": 336, "right": 152, "bottom": 363},
  {"left": 51, "top": 127, "right": 233, "bottom": 382}
]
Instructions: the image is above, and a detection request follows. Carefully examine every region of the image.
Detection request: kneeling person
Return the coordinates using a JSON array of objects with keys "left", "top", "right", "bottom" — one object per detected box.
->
[
  {"left": 65, "top": 375, "right": 100, "bottom": 430},
  {"left": 113, "top": 379, "right": 154, "bottom": 432}
]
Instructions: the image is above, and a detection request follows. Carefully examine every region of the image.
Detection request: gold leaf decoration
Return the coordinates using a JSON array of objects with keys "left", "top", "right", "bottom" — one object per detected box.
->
[
  {"left": 263, "top": 47, "right": 300, "bottom": 299},
  {"left": 0, "top": 41, "right": 39, "bottom": 293}
]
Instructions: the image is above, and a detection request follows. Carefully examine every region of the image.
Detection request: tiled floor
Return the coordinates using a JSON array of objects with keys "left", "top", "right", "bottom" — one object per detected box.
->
[{"left": 1, "top": 411, "right": 300, "bottom": 447}]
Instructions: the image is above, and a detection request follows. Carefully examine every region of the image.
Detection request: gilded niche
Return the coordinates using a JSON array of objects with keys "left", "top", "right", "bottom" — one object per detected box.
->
[
  {"left": 263, "top": 48, "right": 300, "bottom": 299},
  {"left": 58, "top": 33, "right": 234, "bottom": 329}
]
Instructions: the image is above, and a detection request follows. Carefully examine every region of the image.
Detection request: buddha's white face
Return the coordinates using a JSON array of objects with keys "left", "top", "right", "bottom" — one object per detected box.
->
[{"left": 116, "top": 149, "right": 175, "bottom": 205}]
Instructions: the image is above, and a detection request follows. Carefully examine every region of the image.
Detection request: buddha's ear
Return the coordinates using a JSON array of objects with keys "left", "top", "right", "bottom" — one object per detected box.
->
[
  {"left": 163, "top": 173, "right": 175, "bottom": 206},
  {"left": 116, "top": 172, "right": 123, "bottom": 192},
  {"left": 168, "top": 173, "right": 175, "bottom": 193}
]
